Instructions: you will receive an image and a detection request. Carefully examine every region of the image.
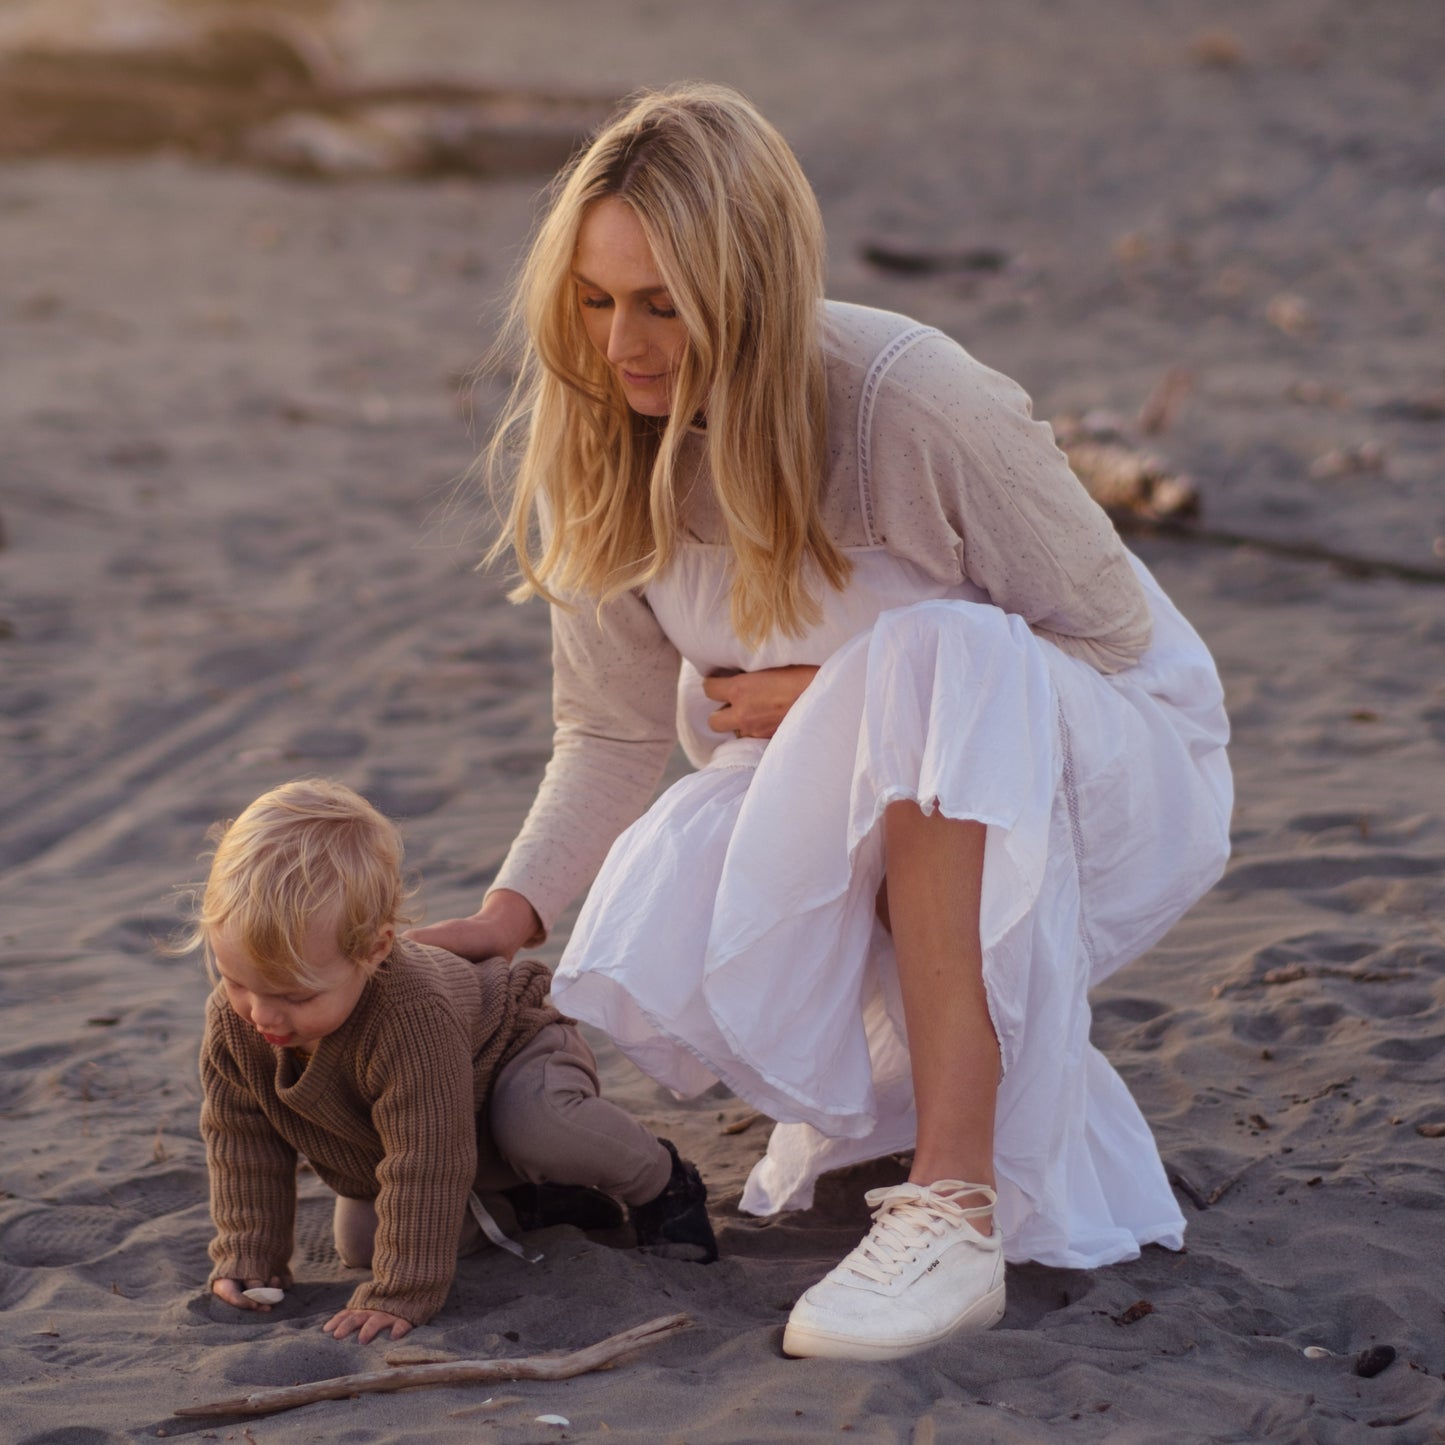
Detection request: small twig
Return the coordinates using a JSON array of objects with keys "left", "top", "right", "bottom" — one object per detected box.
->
[
  {"left": 1285, "top": 1077, "right": 1356, "bottom": 1106},
  {"left": 1167, "top": 1168, "right": 1208, "bottom": 1211},
  {"left": 175, "top": 1313, "right": 690, "bottom": 1420},
  {"left": 1206, "top": 1156, "right": 1267, "bottom": 1207},
  {"left": 1168, "top": 1155, "right": 1272, "bottom": 1210},
  {"left": 1366, "top": 1404, "right": 1431, "bottom": 1428},
  {"left": 721, "top": 1110, "right": 763, "bottom": 1136},
  {"left": 1215, "top": 964, "right": 1416, "bottom": 998}
]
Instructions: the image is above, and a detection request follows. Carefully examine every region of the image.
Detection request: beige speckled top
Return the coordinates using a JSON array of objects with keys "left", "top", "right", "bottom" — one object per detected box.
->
[{"left": 492, "top": 302, "right": 1152, "bottom": 933}]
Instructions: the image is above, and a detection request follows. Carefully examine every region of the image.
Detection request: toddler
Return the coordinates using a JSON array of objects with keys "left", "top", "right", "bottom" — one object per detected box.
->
[{"left": 189, "top": 778, "right": 716, "bottom": 1343}]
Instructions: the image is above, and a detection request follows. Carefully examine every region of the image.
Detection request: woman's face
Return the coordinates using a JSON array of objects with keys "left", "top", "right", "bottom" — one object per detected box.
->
[{"left": 572, "top": 197, "right": 689, "bottom": 418}]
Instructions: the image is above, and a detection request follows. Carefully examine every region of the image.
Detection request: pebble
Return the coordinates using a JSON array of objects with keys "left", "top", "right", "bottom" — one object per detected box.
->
[
  {"left": 243, "top": 1287, "right": 285, "bottom": 1305},
  {"left": 1354, "top": 1345, "right": 1396, "bottom": 1378}
]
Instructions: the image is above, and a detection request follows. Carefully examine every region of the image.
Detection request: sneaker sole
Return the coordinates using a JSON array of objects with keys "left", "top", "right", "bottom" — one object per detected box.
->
[{"left": 781, "top": 1282, "right": 1006, "bottom": 1362}]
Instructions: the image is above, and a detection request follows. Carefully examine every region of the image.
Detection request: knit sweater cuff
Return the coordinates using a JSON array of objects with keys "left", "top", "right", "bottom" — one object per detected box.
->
[{"left": 346, "top": 1275, "right": 448, "bottom": 1327}]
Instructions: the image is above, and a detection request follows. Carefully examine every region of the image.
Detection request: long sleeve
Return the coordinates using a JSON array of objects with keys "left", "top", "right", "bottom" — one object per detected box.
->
[
  {"left": 867, "top": 331, "right": 1152, "bottom": 674},
  {"left": 199, "top": 1000, "right": 298, "bottom": 1289},
  {"left": 345, "top": 997, "right": 478, "bottom": 1324},
  {"left": 490, "top": 586, "right": 681, "bottom": 931}
]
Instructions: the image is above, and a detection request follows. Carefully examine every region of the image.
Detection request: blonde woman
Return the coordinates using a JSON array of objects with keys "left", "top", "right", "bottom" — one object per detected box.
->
[{"left": 415, "top": 82, "right": 1232, "bottom": 1361}]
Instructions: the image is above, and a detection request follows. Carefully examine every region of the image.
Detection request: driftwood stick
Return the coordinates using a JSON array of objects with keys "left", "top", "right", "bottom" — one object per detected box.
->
[{"left": 174, "top": 1312, "right": 690, "bottom": 1420}]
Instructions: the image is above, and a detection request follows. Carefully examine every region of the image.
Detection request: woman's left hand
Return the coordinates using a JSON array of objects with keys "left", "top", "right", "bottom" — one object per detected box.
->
[{"left": 703, "top": 665, "right": 819, "bottom": 739}]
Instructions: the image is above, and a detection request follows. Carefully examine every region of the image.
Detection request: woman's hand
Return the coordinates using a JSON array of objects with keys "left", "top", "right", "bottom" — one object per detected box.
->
[
  {"left": 406, "top": 889, "right": 542, "bottom": 962},
  {"left": 704, "top": 665, "right": 819, "bottom": 740},
  {"left": 212, "top": 1275, "right": 285, "bottom": 1311},
  {"left": 323, "top": 1307, "right": 413, "bottom": 1344}
]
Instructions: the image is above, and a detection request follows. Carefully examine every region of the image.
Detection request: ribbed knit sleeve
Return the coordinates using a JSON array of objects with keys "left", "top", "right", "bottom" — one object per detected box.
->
[
  {"left": 343, "top": 995, "right": 478, "bottom": 1323},
  {"left": 199, "top": 995, "right": 298, "bottom": 1290},
  {"left": 869, "top": 332, "right": 1152, "bottom": 674},
  {"left": 490, "top": 589, "right": 681, "bottom": 932}
]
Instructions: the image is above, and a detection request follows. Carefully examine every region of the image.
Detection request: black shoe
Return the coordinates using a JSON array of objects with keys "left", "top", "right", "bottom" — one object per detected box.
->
[
  {"left": 628, "top": 1138, "right": 719, "bottom": 1264},
  {"left": 503, "top": 1182, "right": 625, "bottom": 1233}
]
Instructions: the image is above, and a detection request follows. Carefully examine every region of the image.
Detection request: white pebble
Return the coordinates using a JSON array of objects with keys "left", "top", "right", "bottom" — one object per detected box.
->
[
  {"left": 1302, "top": 1345, "right": 1334, "bottom": 1359},
  {"left": 534, "top": 1416, "right": 570, "bottom": 1427},
  {"left": 243, "top": 1287, "right": 285, "bottom": 1305}
]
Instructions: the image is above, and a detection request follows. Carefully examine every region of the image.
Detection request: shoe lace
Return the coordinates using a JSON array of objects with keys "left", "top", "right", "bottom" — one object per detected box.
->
[{"left": 840, "top": 1182, "right": 995, "bottom": 1286}]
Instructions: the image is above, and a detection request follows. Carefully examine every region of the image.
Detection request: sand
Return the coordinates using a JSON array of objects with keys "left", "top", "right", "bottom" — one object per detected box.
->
[{"left": 2, "top": 1, "right": 1444, "bottom": 1440}]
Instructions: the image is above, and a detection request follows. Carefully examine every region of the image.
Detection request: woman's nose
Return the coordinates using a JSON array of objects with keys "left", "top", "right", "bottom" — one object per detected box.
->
[{"left": 606, "top": 307, "right": 644, "bottom": 364}]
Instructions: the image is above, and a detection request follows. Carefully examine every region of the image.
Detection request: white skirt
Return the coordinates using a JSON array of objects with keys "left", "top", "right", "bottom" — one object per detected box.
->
[{"left": 553, "top": 551, "right": 1232, "bottom": 1269}]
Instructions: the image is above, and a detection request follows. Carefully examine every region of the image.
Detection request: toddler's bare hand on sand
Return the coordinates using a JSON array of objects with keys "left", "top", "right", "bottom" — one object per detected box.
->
[
  {"left": 212, "top": 1276, "right": 284, "bottom": 1311},
  {"left": 323, "top": 1307, "right": 413, "bottom": 1344},
  {"left": 704, "top": 664, "right": 819, "bottom": 739}
]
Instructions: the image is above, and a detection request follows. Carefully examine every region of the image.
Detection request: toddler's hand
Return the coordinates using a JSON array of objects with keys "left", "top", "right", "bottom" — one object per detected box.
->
[
  {"left": 323, "top": 1306, "right": 413, "bottom": 1344},
  {"left": 212, "top": 1276, "right": 284, "bottom": 1311}
]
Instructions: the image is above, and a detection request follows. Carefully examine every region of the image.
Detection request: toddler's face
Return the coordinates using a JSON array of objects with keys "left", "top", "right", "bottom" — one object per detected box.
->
[{"left": 212, "top": 914, "right": 389, "bottom": 1053}]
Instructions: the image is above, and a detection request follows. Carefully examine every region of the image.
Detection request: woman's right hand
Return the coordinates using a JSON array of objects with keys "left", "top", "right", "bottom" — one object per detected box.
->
[
  {"left": 406, "top": 889, "right": 543, "bottom": 962},
  {"left": 213, "top": 1276, "right": 284, "bottom": 1311},
  {"left": 703, "top": 664, "right": 819, "bottom": 739}
]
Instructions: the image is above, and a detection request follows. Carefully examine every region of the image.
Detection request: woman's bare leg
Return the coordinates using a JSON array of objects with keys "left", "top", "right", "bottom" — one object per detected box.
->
[
  {"left": 783, "top": 800, "right": 1006, "bottom": 1359},
  {"left": 882, "top": 799, "right": 998, "bottom": 1215}
]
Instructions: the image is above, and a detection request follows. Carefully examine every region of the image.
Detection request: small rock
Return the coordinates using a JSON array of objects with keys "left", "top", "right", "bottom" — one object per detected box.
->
[
  {"left": 1189, "top": 29, "right": 1247, "bottom": 68},
  {"left": 1266, "top": 293, "right": 1316, "bottom": 336},
  {"left": 1354, "top": 1345, "right": 1396, "bottom": 1379},
  {"left": 1302, "top": 1345, "right": 1334, "bottom": 1359},
  {"left": 859, "top": 241, "right": 1010, "bottom": 276},
  {"left": 1287, "top": 379, "right": 1350, "bottom": 408},
  {"left": 243, "top": 1287, "right": 285, "bottom": 1305},
  {"left": 1309, "top": 441, "right": 1387, "bottom": 479},
  {"left": 1374, "top": 391, "right": 1445, "bottom": 422}
]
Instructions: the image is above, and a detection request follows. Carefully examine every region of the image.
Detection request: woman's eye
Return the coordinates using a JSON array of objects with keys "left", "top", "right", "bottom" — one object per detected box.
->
[
  {"left": 648, "top": 302, "right": 678, "bottom": 319},
  {"left": 580, "top": 294, "right": 611, "bottom": 310}
]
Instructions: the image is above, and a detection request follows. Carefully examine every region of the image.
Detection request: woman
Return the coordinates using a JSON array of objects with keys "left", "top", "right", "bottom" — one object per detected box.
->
[{"left": 415, "top": 82, "right": 1232, "bottom": 1361}]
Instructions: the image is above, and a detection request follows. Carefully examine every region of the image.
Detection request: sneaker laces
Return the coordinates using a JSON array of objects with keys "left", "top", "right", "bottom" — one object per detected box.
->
[{"left": 839, "top": 1181, "right": 997, "bottom": 1286}]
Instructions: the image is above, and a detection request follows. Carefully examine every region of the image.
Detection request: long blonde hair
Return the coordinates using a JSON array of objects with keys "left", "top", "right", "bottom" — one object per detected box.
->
[{"left": 487, "top": 82, "right": 849, "bottom": 645}]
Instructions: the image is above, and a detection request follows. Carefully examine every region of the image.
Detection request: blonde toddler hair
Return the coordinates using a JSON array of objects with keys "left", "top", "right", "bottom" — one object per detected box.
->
[
  {"left": 488, "top": 81, "right": 849, "bottom": 646},
  {"left": 185, "top": 778, "right": 412, "bottom": 988}
]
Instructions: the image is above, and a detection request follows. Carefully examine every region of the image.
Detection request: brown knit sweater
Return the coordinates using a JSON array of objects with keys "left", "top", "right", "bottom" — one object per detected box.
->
[{"left": 199, "top": 939, "right": 560, "bottom": 1324}]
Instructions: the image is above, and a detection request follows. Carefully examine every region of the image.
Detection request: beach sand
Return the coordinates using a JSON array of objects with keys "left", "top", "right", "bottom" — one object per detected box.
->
[{"left": 2, "top": 2, "right": 1444, "bottom": 1440}]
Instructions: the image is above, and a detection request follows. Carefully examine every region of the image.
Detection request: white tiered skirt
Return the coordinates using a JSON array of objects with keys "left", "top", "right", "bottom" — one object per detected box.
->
[{"left": 554, "top": 562, "right": 1231, "bottom": 1269}]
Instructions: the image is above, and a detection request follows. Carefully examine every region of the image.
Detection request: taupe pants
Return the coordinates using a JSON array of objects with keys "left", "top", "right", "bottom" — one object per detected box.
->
[{"left": 334, "top": 1023, "right": 672, "bottom": 1267}]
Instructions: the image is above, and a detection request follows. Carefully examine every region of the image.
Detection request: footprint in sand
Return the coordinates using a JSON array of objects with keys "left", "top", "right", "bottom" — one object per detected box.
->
[
  {"left": 0, "top": 1204, "right": 137, "bottom": 1267},
  {"left": 15, "top": 1430, "right": 129, "bottom": 1445},
  {"left": 1219, "top": 853, "right": 1442, "bottom": 901}
]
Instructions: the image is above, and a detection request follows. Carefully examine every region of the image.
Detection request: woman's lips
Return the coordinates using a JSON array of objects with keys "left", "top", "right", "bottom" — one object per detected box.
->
[{"left": 260, "top": 1031, "right": 292, "bottom": 1046}]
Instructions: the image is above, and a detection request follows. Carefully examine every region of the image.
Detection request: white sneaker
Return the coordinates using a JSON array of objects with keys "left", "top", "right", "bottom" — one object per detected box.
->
[{"left": 782, "top": 1180, "right": 1005, "bottom": 1361}]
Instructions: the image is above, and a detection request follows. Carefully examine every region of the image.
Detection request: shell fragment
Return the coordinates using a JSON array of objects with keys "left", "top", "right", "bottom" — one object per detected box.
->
[{"left": 243, "top": 1287, "right": 286, "bottom": 1305}]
